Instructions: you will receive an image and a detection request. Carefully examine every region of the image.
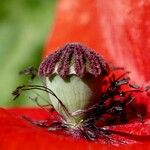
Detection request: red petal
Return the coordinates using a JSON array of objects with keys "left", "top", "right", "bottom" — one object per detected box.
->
[
  {"left": 44, "top": 0, "right": 111, "bottom": 61},
  {"left": 96, "top": 0, "right": 150, "bottom": 84},
  {"left": 0, "top": 108, "right": 115, "bottom": 150},
  {"left": 0, "top": 108, "right": 150, "bottom": 150}
]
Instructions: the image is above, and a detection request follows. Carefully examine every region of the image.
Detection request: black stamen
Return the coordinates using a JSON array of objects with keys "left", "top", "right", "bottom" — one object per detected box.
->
[
  {"left": 12, "top": 84, "right": 71, "bottom": 118},
  {"left": 19, "top": 66, "right": 37, "bottom": 80}
]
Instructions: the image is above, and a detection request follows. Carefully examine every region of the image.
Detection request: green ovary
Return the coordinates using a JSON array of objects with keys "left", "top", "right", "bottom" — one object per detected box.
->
[{"left": 46, "top": 74, "right": 102, "bottom": 126}]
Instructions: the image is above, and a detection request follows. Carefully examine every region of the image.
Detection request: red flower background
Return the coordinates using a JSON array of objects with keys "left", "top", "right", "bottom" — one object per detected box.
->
[{"left": 0, "top": 0, "right": 149, "bottom": 149}]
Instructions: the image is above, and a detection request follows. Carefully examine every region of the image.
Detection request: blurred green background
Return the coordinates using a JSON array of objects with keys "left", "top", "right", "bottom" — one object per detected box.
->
[{"left": 0, "top": 0, "right": 56, "bottom": 107}]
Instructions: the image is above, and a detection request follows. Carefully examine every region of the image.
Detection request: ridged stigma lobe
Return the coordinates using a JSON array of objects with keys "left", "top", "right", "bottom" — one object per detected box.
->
[{"left": 39, "top": 43, "right": 109, "bottom": 78}]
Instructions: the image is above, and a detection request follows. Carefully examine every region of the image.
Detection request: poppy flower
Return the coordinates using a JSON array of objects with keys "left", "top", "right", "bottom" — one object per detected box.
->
[{"left": 0, "top": 0, "right": 150, "bottom": 150}]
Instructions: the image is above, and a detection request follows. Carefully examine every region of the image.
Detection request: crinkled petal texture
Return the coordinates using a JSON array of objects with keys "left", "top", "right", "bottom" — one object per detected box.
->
[{"left": 0, "top": 108, "right": 150, "bottom": 150}]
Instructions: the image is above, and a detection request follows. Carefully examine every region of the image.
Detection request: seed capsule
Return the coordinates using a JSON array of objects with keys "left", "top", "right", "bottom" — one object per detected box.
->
[{"left": 38, "top": 43, "right": 109, "bottom": 126}]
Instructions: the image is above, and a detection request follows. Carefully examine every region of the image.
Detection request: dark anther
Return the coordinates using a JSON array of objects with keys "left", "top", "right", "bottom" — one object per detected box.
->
[
  {"left": 12, "top": 85, "right": 25, "bottom": 100},
  {"left": 145, "top": 85, "right": 150, "bottom": 92},
  {"left": 129, "top": 84, "right": 140, "bottom": 89},
  {"left": 19, "top": 66, "right": 37, "bottom": 80}
]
